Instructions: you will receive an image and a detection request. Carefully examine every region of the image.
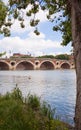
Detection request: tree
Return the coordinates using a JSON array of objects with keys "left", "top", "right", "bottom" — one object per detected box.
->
[
  {"left": 71, "top": 1, "right": 81, "bottom": 130},
  {"left": 0, "top": 0, "right": 81, "bottom": 129},
  {"left": 37, "top": 55, "right": 55, "bottom": 58},
  {"left": 0, "top": 52, "right": 6, "bottom": 57},
  {"left": 55, "top": 54, "right": 69, "bottom": 60},
  {"left": 0, "top": 0, "right": 8, "bottom": 36}
]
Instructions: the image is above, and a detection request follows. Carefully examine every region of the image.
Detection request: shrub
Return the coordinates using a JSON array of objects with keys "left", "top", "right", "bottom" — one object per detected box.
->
[
  {"left": 26, "top": 94, "right": 40, "bottom": 110},
  {"left": 0, "top": 88, "right": 69, "bottom": 130}
]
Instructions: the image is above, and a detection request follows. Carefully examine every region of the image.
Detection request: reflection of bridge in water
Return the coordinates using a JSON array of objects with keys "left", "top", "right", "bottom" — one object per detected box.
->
[{"left": 0, "top": 58, "right": 75, "bottom": 70}]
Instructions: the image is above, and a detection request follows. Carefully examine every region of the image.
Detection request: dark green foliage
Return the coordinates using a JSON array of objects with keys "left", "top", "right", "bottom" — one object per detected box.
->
[
  {"left": 37, "top": 54, "right": 70, "bottom": 60},
  {"left": 20, "top": 22, "right": 25, "bottom": 28},
  {"left": 37, "top": 55, "right": 55, "bottom": 58},
  {"left": 0, "top": 88, "right": 68, "bottom": 130},
  {"left": 3, "top": 27, "right": 10, "bottom": 36},
  {"left": 26, "top": 94, "right": 40, "bottom": 110},
  {"left": 30, "top": 19, "right": 40, "bottom": 27},
  {"left": 0, "top": 0, "right": 7, "bottom": 28},
  {"left": 53, "top": 20, "right": 72, "bottom": 46},
  {"left": 10, "top": 55, "right": 32, "bottom": 59},
  {"left": 0, "top": 0, "right": 11, "bottom": 36},
  {"left": 34, "top": 28, "right": 40, "bottom": 35},
  {"left": 10, "top": 54, "right": 70, "bottom": 60},
  {"left": 0, "top": 0, "right": 72, "bottom": 43},
  {"left": 55, "top": 54, "right": 69, "bottom": 60},
  {"left": 41, "top": 102, "right": 56, "bottom": 120},
  {"left": 0, "top": 52, "right": 6, "bottom": 57}
]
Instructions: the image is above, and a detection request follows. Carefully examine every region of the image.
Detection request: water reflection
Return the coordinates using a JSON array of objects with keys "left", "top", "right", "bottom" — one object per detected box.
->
[{"left": 0, "top": 70, "right": 76, "bottom": 125}]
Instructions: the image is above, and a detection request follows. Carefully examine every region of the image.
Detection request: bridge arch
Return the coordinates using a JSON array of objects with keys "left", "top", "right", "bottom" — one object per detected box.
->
[
  {"left": 15, "top": 60, "right": 34, "bottom": 70},
  {"left": 40, "top": 60, "right": 55, "bottom": 70},
  {"left": 60, "top": 62, "right": 70, "bottom": 69},
  {"left": 0, "top": 61, "right": 10, "bottom": 70}
]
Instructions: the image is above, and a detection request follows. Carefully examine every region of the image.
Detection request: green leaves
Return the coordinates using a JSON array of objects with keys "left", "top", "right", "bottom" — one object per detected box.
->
[
  {"left": 43, "top": 0, "right": 71, "bottom": 45},
  {"left": 55, "top": 54, "right": 69, "bottom": 60},
  {"left": 0, "top": 88, "right": 69, "bottom": 130},
  {"left": 20, "top": 22, "right": 25, "bottom": 28},
  {"left": 3, "top": 27, "right": 10, "bottom": 37},
  {"left": 34, "top": 28, "right": 40, "bottom": 35},
  {"left": 0, "top": 52, "right": 6, "bottom": 57},
  {"left": 13, "top": 9, "right": 19, "bottom": 19},
  {"left": 4, "top": 21, "right": 12, "bottom": 27},
  {"left": 26, "top": 10, "right": 32, "bottom": 16},
  {"left": 0, "top": 0, "right": 72, "bottom": 45},
  {"left": 30, "top": 19, "right": 40, "bottom": 27},
  {"left": 0, "top": 0, "right": 8, "bottom": 28}
]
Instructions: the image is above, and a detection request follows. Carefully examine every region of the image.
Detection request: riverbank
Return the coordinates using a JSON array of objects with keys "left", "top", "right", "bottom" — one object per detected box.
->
[
  {"left": 0, "top": 70, "right": 76, "bottom": 125},
  {"left": 0, "top": 87, "right": 74, "bottom": 130}
]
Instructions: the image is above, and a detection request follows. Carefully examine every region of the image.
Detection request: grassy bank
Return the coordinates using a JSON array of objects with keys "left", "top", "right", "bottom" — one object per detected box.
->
[{"left": 0, "top": 88, "right": 70, "bottom": 130}]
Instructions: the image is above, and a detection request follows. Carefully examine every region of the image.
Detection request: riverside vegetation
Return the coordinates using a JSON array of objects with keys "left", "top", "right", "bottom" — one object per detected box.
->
[{"left": 0, "top": 87, "right": 71, "bottom": 130}]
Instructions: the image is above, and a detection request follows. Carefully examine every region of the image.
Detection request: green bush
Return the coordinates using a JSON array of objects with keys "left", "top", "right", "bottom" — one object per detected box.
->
[
  {"left": 54, "top": 54, "right": 69, "bottom": 60},
  {"left": 37, "top": 55, "right": 55, "bottom": 59},
  {"left": 0, "top": 88, "right": 69, "bottom": 130},
  {"left": 26, "top": 94, "right": 40, "bottom": 110}
]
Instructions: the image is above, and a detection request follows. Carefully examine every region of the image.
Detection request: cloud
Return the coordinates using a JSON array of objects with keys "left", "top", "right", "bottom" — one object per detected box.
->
[{"left": 0, "top": 31, "right": 62, "bottom": 57}]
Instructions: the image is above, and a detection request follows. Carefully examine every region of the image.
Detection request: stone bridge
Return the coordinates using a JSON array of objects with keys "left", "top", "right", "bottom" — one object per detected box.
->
[{"left": 0, "top": 58, "right": 75, "bottom": 70}]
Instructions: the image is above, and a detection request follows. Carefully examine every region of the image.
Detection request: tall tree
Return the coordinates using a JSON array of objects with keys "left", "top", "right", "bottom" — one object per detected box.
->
[
  {"left": 71, "top": 1, "right": 81, "bottom": 130},
  {"left": 1, "top": 0, "right": 81, "bottom": 129}
]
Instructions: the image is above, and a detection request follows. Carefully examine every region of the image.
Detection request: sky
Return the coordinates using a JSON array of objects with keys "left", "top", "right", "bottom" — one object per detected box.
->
[{"left": 0, "top": 0, "right": 72, "bottom": 57}]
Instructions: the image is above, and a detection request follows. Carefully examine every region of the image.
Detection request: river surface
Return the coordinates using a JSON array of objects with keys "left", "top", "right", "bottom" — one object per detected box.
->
[{"left": 0, "top": 70, "right": 76, "bottom": 125}]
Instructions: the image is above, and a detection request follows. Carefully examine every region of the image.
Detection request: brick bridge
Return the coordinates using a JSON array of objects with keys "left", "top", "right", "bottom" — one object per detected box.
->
[{"left": 0, "top": 58, "right": 75, "bottom": 70}]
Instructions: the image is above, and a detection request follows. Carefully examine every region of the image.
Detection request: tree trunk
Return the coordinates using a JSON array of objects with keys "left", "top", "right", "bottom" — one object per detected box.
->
[{"left": 71, "top": 0, "right": 81, "bottom": 130}]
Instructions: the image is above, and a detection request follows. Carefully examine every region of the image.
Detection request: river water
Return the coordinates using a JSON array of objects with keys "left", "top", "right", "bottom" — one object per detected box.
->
[{"left": 0, "top": 70, "right": 76, "bottom": 125}]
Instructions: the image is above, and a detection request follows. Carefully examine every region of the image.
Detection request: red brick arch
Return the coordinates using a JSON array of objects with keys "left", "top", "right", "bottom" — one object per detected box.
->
[
  {"left": 15, "top": 60, "right": 34, "bottom": 70},
  {"left": 40, "top": 60, "right": 55, "bottom": 70},
  {"left": 60, "top": 62, "right": 70, "bottom": 69},
  {"left": 0, "top": 61, "right": 10, "bottom": 70}
]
